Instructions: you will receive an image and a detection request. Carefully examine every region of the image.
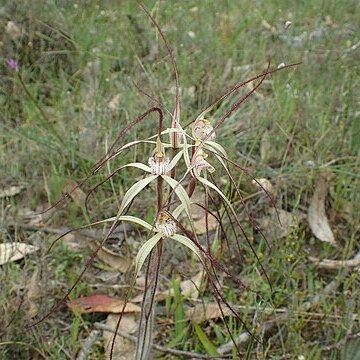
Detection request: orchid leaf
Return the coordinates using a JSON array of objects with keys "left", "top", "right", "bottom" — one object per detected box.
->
[
  {"left": 161, "top": 175, "right": 191, "bottom": 217},
  {"left": 206, "top": 141, "right": 228, "bottom": 158},
  {"left": 172, "top": 203, "right": 186, "bottom": 219},
  {"left": 48, "top": 215, "right": 153, "bottom": 252},
  {"left": 171, "top": 234, "right": 202, "bottom": 263},
  {"left": 135, "top": 233, "right": 162, "bottom": 278},
  {"left": 119, "top": 175, "right": 157, "bottom": 214},
  {"left": 167, "top": 150, "right": 184, "bottom": 172},
  {"left": 197, "top": 176, "right": 233, "bottom": 210},
  {"left": 122, "top": 162, "right": 152, "bottom": 173}
]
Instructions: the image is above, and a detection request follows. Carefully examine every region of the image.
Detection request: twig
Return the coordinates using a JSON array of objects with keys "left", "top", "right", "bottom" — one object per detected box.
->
[
  {"left": 322, "top": 332, "right": 360, "bottom": 352},
  {"left": 7, "top": 222, "right": 99, "bottom": 239},
  {"left": 308, "top": 256, "right": 360, "bottom": 270},
  {"left": 94, "top": 322, "right": 229, "bottom": 359},
  {"left": 76, "top": 330, "right": 100, "bottom": 360}
]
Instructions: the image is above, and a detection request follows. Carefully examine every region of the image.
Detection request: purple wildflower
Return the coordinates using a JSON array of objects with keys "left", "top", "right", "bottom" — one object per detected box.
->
[{"left": 6, "top": 59, "right": 18, "bottom": 71}]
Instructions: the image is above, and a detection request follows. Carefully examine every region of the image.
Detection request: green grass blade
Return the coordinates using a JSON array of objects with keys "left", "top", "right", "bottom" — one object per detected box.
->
[{"left": 194, "top": 324, "right": 219, "bottom": 356}]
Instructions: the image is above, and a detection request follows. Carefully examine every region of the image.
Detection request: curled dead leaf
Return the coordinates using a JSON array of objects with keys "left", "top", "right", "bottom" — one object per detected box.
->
[
  {"left": 257, "top": 208, "right": 299, "bottom": 241},
  {"left": 308, "top": 173, "right": 336, "bottom": 245},
  {"left": 179, "top": 271, "right": 204, "bottom": 299},
  {"left": 161, "top": 271, "right": 204, "bottom": 301},
  {"left": 67, "top": 294, "right": 141, "bottom": 314},
  {"left": 0, "top": 242, "right": 39, "bottom": 265},
  {"left": 94, "top": 242, "right": 131, "bottom": 273},
  {"left": 186, "top": 302, "right": 232, "bottom": 323}
]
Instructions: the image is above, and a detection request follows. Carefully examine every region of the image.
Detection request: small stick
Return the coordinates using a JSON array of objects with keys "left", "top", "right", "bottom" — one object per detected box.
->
[
  {"left": 308, "top": 256, "right": 360, "bottom": 270},
  {"left": 322, "top": 332, "right": 360, "bottom": 352}
]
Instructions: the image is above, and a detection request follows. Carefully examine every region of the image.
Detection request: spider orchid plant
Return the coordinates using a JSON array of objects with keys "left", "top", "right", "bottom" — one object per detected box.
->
[{"left": 27, "top": 2, "right": 299, "bottom": 359}]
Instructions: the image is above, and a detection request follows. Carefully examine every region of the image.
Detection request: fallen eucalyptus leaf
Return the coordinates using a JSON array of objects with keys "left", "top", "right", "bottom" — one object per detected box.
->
[
  {"left": 16, "top": 208, "right": 44, "bottom": 226},
  {"left": 257, "top": 208, "right": 299, "bottom": 240},
  {"left": 308, "top": 173, "right": 336, "bottom": 245},
  {"left": 25, "top": 269, "right": 41, "bottom": 319},
  {"left": 67, "top": 294, "right": 141, "bottom": 314},
  {"left": 0, "top": 242, "right": 39, "bottom": 265},
  {"left": 186, "top": 302, "right": 231, "bottom": 323},
  {"left": 95, "top": 244, "right": 131, "bottom": 273}
]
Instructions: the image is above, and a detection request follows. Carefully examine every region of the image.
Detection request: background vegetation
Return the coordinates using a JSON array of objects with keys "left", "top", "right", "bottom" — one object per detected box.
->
[{"left": 0, "top": 0, "right": 359, "bottom": 359}]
